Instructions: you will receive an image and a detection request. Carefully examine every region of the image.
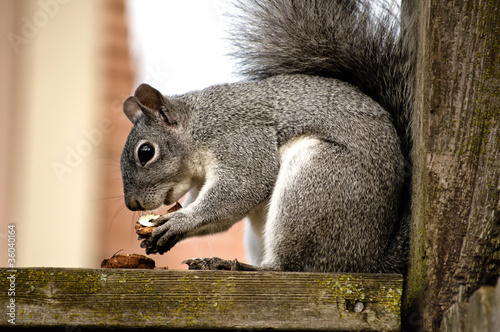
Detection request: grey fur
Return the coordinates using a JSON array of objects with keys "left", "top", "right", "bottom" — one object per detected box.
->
[{"left": 120, "top": 0, "right": 414, "bottom": 274}]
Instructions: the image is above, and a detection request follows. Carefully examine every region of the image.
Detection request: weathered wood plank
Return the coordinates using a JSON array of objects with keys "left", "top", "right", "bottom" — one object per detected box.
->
[
  {"left": 440, "top": 283, "right": 500, "bottom": 332},
  {"left": 0, "top": 268, "right": 402, "bottom": 330},
  {"left": 440, "top": 302, "right": 469, "bottom": 332},
  {"left": 466, "top": 286, "right": 495, "bottom": 332},
  {"left": 491, "top": 278, "right": 500, "bottom": 332}
]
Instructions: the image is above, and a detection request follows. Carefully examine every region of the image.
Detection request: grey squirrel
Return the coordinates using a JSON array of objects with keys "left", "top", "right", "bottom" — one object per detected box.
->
[{"left": 120, "top": 0, "right": 414, "bottom": 274}]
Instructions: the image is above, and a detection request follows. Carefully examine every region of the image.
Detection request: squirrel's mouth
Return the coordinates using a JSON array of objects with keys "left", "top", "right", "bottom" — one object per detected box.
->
[{"left": 163, "top": 188, "right": 175, "bottom": 206}]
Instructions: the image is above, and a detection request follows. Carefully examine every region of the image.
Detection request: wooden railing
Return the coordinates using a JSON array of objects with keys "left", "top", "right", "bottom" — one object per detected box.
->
[{"left": 1, "top": 268, "right": 402, "bottom": 331}]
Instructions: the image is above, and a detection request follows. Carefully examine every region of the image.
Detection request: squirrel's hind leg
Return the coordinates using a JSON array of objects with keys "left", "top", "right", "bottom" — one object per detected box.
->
[
  {"left": 260, "top": 136, "right": 329, "bottom": 271},
  {"left": 262, "top": 134, "right": 401, "bottom": 273},
  {"left": 182, "top": 257, "right": 263, "bottom": 271},
  {"left": 261, "top": 136, "right": 382, "bottom": 273}
]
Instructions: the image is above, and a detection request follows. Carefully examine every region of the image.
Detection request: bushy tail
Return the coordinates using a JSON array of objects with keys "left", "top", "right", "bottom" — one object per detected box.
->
[{"left": 230, "top": 0, "right": 415, "bottom": 156}]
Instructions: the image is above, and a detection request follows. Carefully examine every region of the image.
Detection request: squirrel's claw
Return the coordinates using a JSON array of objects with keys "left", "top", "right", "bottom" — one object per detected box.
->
[{"left": 141, "top": 213, "right": 186, "bottom": 255}]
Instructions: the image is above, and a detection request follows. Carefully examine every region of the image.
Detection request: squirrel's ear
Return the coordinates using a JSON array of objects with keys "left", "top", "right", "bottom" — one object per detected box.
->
[
  {"left": 134, "top": 83, "right": 164, "bottom": 112},
  {"left": 134, "top": 83, "right": 179, "bottom": 126},
  {"left": 123, "top": 96, "right": 142, "bottom": 123}
]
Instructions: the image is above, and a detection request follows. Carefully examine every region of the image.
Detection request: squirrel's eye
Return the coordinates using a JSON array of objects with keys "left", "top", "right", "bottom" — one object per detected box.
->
[{"left": 137, "top": 143, "right": 155, "bottom": 166}]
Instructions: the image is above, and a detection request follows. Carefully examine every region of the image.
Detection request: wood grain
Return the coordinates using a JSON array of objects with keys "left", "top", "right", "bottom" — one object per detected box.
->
[
  {"left": 405, "top": 0, "right": 500, "bottom": 330},
  {"left": 1, "top": 268, "right": 402, "bottom": 330}
]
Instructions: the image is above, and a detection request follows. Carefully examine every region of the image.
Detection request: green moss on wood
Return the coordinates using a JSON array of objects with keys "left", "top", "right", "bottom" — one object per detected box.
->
[{"left": 1, "top": 268, "right": 402, "bottom": 330}]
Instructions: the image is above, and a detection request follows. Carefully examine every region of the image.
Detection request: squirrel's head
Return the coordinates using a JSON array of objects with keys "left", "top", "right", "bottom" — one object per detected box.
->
[{"left": 120, "top": 84, "right": 193, "bottom": 211}]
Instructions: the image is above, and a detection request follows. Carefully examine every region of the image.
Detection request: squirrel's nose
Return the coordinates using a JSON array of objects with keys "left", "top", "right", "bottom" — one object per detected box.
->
[{"left": 125, "top": 196, "right": 144, "bottom": 211}]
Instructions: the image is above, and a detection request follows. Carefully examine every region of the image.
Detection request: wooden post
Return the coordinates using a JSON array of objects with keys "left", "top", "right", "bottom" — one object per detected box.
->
[{"left": 405, "top": 0, "right": 500, "bottom": 330}]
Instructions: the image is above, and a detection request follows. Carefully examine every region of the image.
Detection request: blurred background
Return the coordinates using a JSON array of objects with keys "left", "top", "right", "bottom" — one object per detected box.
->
[{"left": 0, "top": 0, "right": 247, "bottom": 269}]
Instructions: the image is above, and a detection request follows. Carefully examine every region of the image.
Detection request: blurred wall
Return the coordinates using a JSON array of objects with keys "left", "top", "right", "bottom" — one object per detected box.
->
[
  {"left": 0, "top": 0, "right": 20, "bottom": 268},
  {"left": 0, "top": 0, "right": 106, "bottom": 267},
  {"left": 0, "top": 0, "right": 247, "bottom": 269}
]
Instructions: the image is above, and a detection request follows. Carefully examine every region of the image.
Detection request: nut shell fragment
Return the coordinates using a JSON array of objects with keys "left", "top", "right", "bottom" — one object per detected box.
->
[
  {"left": 135, "top": 222, "right": 157, "bottom": 238},
  {"left": 101, "top": 253, "right": 155, "bottom": 269},
  {"left": 135, "top": 202, "right": 182, "bottom": 239}
]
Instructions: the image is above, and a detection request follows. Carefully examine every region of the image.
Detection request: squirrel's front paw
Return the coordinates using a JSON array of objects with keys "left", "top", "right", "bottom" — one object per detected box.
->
[{"left": 140, "top": 212, "right": 187, "bottom": 255}]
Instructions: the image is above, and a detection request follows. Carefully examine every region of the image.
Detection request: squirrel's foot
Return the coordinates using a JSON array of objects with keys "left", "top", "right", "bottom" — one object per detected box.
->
[{"left": 182, "top": 257, "right": 261, "bottom": 271}]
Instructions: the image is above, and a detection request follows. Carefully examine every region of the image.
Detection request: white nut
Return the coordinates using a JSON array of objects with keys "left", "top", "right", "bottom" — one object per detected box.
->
[{"left": 138, "top": 214, "right": 160, "bottom": 227}]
